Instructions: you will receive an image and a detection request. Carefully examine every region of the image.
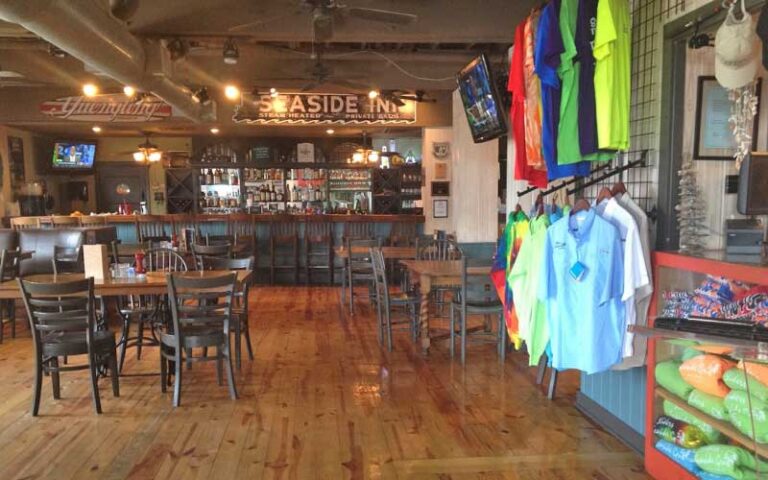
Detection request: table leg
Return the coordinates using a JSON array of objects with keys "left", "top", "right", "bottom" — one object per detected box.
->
[{"left": 419, "top": 276, "right": 431, "bottom": 354}]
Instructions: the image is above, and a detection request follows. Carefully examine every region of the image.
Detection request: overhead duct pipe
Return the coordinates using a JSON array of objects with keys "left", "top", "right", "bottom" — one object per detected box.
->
[{"left": 0, "top": 0, "right": 214, "bottom": 122}]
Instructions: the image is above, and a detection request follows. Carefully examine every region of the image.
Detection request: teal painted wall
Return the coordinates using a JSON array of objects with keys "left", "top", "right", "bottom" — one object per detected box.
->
[{"left": 580, "top": 367, "right": 647, "bottom": 435}]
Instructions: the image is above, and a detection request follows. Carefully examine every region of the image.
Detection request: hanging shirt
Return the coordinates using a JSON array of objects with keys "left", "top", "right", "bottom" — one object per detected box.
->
[
  {"left": 615, "top": 192, "right": 654, "bottom": 370},
  {"left": 535, "top": 0, "right": 591, "bottom": 181},
  {"left": 509, "top": 19, "right": 548, "bottom": 189},
  {"left": 594, "top": 0, "right": 631, "bottom": 150},
  {"left": 538, "top": 208, "right": 625, "bottom": 374},
  {"left": 556, "top": 0, "right": 583, "bottom": 165},
  {"left": 509, "top": 214, "right": 551, "bottom": 366},
  {"left": 524, "top": 10, "right": 546, "bottom": 170},
  {"left": 595, "top": 197, "right": 650, "bottom": 359}
]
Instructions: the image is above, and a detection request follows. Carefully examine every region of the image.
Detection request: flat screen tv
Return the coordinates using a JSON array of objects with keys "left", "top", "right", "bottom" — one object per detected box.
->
[
  {"left": 456, "top": 53, "right": 507, "bottom": 143},
  {"left": 51, "top": 141, "right": 96, "bottom": 171}
]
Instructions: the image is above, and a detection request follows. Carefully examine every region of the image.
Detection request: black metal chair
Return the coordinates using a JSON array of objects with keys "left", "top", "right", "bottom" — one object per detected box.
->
[
  {"left": 304, "top": 219, "right": 333, "bottom": 285},
  {"left": 370, "top": 248, "right": 419, "bottom": 351},
  {"left": 269, "top": 219, "right": 299, "bottom": 284},
  {"left": 200, "top": 256, "right": 255, "bottom": 369},
  {"left": 52, "top": 245, "right": 83, "bottom": 275},
  {"left": 416, "top": 237, "right": 463, "bottom": 316},
  {"left": 116, "top": 248, "right": 187, "bottom": 373},
  {"left": 162, "top": 272, "right": 238, "bottom": 407},
  {"left": 0, "top": 248, "right": 22, "bottom": 342},
  {"left": 18, "top": 277, "right": 119, "bottom": 415},
  {"left": 449, "top": 257, "right": 506, "bottom": 364},
  {"left": 191, "top": 242, "right": 231, "bottom": 270},
  {"left": 342, "top": 237, "right": 380, "bottom": 314}
]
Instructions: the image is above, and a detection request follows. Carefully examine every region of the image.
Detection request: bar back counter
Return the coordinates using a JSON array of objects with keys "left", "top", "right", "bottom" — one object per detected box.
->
[{"left": 7, "top": 213, "right": 424, "bottom": 284}]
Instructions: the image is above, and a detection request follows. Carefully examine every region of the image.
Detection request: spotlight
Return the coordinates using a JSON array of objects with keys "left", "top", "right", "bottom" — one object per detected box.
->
[
  {"left": 269, "top": 87, "right": 278, "bottom": 98},
  {"left": 92, "top": 126, "right": 102, "bottom": 133},
  {"left": 224, "top": 84, "right": 240, "bottom": 101},
  {"left": 210, "top": 127, "right": 220, "bottom": 134},
  {"left": 191, "top": 87, "right": 210, "bottom": 105},
  {"left": 123, "top": 85, "right": 136, "bottom": 97},
  {"left": 223, "top": 38, "right": 239, "bottom": 65},
  {"left": 368, "top": 89, "right": 379, "bottom": 99},
  {"left": 48, "top": 44, "right": 66, "bottom": 58},
  {"left": 82, "top": 83, "right": 98, "bottom": 97},
  {"left": 326, "top": 128, "right": 335, "bottom": 135}
]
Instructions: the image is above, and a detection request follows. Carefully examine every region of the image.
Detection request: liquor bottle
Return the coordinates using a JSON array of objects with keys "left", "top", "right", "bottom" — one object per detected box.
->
[
  {"left": 276, "top": 188, "right": 284, "bottom": 202},
  {"left": 205, "top": 169, "right": 213, "bottom": 185},
  {"left": 231, "top": 170, "right": 239, "bottom": 186},
  {"left": 302, "top": 186, "right": 309, "bottom": 202},
  {"left": 199, "top": 170, "right": 206, "bottom": 186},
  {"left": 271, "top": 185, "right": 276, "bottom": 202},
  {"left": 212, "top": 169, "right": 219, "bottom": 185},
  {"left": 246, "top": 192, "right": 253, "bottom": 208}
]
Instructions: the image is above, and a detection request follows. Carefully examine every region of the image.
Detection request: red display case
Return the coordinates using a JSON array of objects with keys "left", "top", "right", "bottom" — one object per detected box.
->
[{"left": 642, "top": 251, "right": 768, "bottom": 479}]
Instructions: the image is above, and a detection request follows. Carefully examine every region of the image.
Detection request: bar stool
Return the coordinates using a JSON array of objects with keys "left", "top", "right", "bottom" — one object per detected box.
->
[
  {"left": 50, "top": 216, "right": 81, "bottom": 228},
  {"left": 342, "top": 237, "right": 379, "bottom": 314},
  {"left": 269, "top": 218, "right": 299, "bottom": 284},
  {"left": 304, "top": 218, "right": 333, "bottom": 285},
  {"left": 135, "top": 215, "right": 170, "bottom": 243},
  {"left": 229, "top": 213, "right": 257, "bottom": 260}
]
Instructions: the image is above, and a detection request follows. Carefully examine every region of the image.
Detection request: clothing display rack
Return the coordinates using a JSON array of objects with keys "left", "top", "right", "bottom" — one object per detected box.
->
[{"left": 515, "top": 162, "right": 612, "bottom": 198}]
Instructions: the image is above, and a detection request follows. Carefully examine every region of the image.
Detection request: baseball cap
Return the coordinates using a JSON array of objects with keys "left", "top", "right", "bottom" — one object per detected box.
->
[{"left": 715, "top": 8, "right": 760, "bottom": 89}]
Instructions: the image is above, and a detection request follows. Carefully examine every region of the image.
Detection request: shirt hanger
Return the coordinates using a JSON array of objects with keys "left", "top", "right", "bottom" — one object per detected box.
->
[
  {"left": 571, "top": 197, "right": 591, "bottom": 213},
  {"left": 595, "top": 187, "right": 612, "bottom": 205},
  {"left": 611, "top": 181, "right": 627, "bottom": 197}
]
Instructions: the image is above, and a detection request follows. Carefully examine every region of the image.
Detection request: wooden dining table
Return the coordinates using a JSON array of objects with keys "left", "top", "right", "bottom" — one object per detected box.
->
[
  {"left": 0, "top": 270, "right": 253, "bottom": 299},
  {"left": 399, "top": 259, "right": 490, "bottom": 354},
  {"left": 334, "top": 245, "right": 416, "bottom": 259}
]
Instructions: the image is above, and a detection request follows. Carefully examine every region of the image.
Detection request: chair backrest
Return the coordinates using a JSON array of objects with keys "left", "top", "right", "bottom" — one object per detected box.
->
[
  {"left": 416, "top": 238, "right": 463, "bottom": 261},
  {"left": 136, "top": 216, "right": 169, "bottom": 242},
  {"left": 200, "top": 255, "right": 254, "bottom": 272},
  {"left": 167, "top": 272, "right": 237, "bottom": 338},
  {"left": 229, "top": 213, "right": 256, "bottom": 239},
  {"left": 78, "top": 216, "right": 107, "bottom": 226},
  {"left": 346, "top": 237, "right": 379, "bottom": 266},
  {"left": 145, "top": 248, "right": 188, "bottom": 273},
  {"left": 52, "top": 245, "right": 83, "bottom": 275},
  {"left": 459, "top": 257, "right": 495, "bottom": 307},
  {"left": 370, "top": 247, "right": 390, "bottom": 311},
  {"left": 50, "top": 216, "right": 81, "bottom": 228},
  {"left": 344, "top": 222, "right": 375, "bottom": 240},
  {"left": 11, "top": 217, "right": 40, "bottom": 230},
  {"left": 192, "top": 243, "right": 231, "bottom": 269},
  {"left": 18, "top": 277, "right": 96, "bottom": 348},
  {"left": 0, "top": 248, "right": 22, "bottom": 281}
]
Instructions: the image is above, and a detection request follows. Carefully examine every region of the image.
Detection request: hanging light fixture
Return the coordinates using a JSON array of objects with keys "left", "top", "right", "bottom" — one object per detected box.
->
[
  {"left": 134, "top": 136, "right": 163, "bottom": 163},
  {"left": 222, "top": 38, "right": 239, "bottom": 65}
]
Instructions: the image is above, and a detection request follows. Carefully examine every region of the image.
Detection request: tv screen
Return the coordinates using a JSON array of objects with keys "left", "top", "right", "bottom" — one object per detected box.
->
[
  {"left": 456, "top": 54, "right": 507, "bottom": 143},
  {"left": 52, "top": 142, "right": 96, "bottom": 170}
]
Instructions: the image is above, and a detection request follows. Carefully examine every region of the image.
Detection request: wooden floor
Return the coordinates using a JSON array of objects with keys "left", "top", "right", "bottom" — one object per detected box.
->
[{"left": 0, "top": 287, "right": 650, "bottom": 480}]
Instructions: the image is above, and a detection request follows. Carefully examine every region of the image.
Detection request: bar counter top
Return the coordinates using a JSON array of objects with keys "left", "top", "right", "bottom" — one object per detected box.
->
[{"left": 10, "top": 213, "right": 424, "bottom": 224}]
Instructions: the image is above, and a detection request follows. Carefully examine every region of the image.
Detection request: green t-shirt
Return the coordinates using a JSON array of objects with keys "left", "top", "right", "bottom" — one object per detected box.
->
[
  {"left": 556, "top": 0, "right": 582, "bottom": 165},
  {"left": 594, "top": 0, "right": 631, "bottom": 151},
  {"left": 508, "top": 214, "right": 550, "bottom": 366}
]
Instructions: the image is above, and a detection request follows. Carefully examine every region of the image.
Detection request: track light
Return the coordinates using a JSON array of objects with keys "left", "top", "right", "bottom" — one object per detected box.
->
[
  {"left": 223, "top": 38, "right": 239, "bottom": 65},
  {"left": 82, "top": 83, "right": 98, "bottom": 97},
  {"left": 224, "top": 84, "right": 240, "bottom": 101},
  {"left": 123, "top": 85, "right": 136, "bottom": 97},
  {"left": 368, "top": 89, "right": 379, "bottom": 99},
  {"left": 92, "top": 126, "right": 102, "bottom": 133},
  {"left": 191, "top": 87, "right": 210, "bottom": 105},
  {"left": 48, "top": 44, "right": 66, "bottom": 58}
]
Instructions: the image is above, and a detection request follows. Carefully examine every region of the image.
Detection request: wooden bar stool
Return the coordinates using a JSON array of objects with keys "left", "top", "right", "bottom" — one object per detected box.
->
[
  {"left": 269, "top": 218, "right": 299, "bottom": 284},
  {"left": 79, "top": 215, "right": 107, "bottom": 226},
  {"left": 229, "top": 213, "right": 258, "bottom": 260},
  {"left": 304, "top": 218, "right": 333, "bottom": 285}
]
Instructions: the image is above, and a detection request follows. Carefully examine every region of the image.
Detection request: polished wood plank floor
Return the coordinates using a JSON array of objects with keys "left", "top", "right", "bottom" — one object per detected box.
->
[{"left": 0, "top": 287, "right": 649, "bottom": 480}]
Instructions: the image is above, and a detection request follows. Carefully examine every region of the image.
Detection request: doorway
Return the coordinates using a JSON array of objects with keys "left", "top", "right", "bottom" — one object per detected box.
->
[{"left": 96, "top": 163, "right": 149, "bottom": 213}]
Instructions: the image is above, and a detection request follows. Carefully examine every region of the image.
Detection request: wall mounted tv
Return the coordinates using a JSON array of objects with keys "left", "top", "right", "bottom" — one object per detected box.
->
[
  {"left": 51, "top": 141, "right": 96, "bottom": 171},
  {"left": 456, "top": 53, "right": 507, "bottom": 143}
]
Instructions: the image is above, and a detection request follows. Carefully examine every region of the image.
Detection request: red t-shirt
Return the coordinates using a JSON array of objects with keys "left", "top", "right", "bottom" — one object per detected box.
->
[{"left": 509, "top": 19, "right": 547, "bottom": 188}]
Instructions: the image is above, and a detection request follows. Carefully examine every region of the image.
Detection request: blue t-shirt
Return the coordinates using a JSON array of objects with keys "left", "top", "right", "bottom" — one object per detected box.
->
[
  {"left": 534, "top": 0, "right": 591, "bottom": 181},
  {"left": 538, "top": 209, "right": 625, "bottom": 374}
]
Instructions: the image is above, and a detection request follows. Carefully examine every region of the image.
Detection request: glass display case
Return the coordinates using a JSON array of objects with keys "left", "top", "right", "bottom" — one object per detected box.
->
[{"left": 641, "top": 251, "right": 768, "bottom": 480}]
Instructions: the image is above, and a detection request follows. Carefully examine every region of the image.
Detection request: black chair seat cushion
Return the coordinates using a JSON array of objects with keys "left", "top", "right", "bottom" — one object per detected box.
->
[
  {"left": 161, "top": 327, "right": 226, "bottom": 349},
  {"left": 41, "top": 330, "right": 116, "bottom": 357}
]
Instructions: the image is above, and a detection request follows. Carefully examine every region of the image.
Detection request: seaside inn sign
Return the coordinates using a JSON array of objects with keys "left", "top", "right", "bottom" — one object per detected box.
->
[
  {"left": 40, "top": 94, "right": 172, "bottom": 122},
  {"left": 233, "top": 92, "right": 417, "bottom": 125}
]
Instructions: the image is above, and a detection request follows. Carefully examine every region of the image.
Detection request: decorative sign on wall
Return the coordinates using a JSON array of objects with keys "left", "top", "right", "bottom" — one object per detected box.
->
[
  {"left": 7, "top": 136, "right": 24, "bottom": 200},
  {"left": 40, "top": 94, "right": 172, "bottom": 122},
  {"left": 431, "top": 181, "right": 450, "bottom": 197},
  {"left": 233, "top": 93, "right": 416, "bottom": 125}
]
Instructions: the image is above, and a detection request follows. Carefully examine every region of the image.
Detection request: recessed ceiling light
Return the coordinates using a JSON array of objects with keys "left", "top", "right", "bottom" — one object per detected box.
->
[
  {"left": 368, "top": 89, "right": 379, "bottom": 99},
  {"left": 82, "top": 83, "right": 98, "bottom": 97},
  {"left": 210, "top": 127, "right": 220, "bottom": 134},
  {"left": 123, "top": 85, "right": 136, "bottom": 97},
  {"left": 326, "top": 128, "right": 334, "bottom": 135},
  {"left": 224, "top": 85, "right": 240, "bottom": 101},
  {"left": 92, "top": 126, "right": 102, "bottom": 133},
  {"left": 223, "top": 38, "right": 239, "bottom": 65},
  {"left": 270, "top": 87, "right": 279, "bottom": 98}
]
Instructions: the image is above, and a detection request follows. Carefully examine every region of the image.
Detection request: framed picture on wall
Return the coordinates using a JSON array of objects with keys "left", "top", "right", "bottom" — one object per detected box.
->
[
  {"left": 434, "top": 161, "right": 449, "bottom": 180},
  {"left": 694, "top": 76, "right": 761, "bottom": 160},
  {"left": 433, "top": 199, "right": 448, "bottom": 218},
  {"left": 431, "top": 181, "right": 450, "bottom": 196}
]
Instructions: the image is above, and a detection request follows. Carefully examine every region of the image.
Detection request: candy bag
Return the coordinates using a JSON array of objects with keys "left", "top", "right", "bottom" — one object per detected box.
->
[
  {"left": 656, "top": 360, "right": 693, "bottom": 399},
  {"left": 653, "top": 415, "right": 707, "bottom": 448},
  {"left": 679, "top": 355, "right": 734, "bottom": 398}
]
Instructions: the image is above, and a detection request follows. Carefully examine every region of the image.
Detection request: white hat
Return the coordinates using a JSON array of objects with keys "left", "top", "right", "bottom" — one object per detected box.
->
[{"left": 715, "top": 7, "right": 759, "bottom": 90}]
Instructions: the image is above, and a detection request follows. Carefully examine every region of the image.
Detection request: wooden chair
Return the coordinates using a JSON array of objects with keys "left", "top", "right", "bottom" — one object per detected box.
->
[
  {"left": 78, "top": 216, "right": 107, "bottom": 226},
  {"left": 11, "top": 217, "right": 40, "bottom": 230},
  {"left": 269, "top": 219, "right": 299, "bottom": 284},
  {"left": 191, "top": 242, "right": 231, "bottom": 270},
  {"left": 416, "top": 237, "right": 463, "bottom": 315},
  {"left": 171, "top": 214, "right": 199, "bottom": 245},
  {"left": 135, "top": 215, "right": 170, "bottom": 243},
  {"left": 0, "top": 248, "right": 22, "bottom": 342},
  {"left": 18, "top": 277, "right": 119, "bottom": 415},
  {"left": 162, "top": 272, "right": 238, "bottom": 407},
  {"left": 201, "top": 256, "right": 255, "bottom": 368},
  {"left": 370, "top": 248, "right": 419, "bottom": 351},
  {"left": 304, "top": 219, "right": 333, "bottom": 285},
  {"left": 342, "top": 237, "right": 379, "bottom": 314},
  {"left": 52, "top": 245, "right": 83, "bottom": 275},
  {"left": 50, "top": 216, "right": 81, "bottom": 228},
  {"left": 116, "top": 248, "right": 187, "bottom": 373},
  {"left": 449, "top": 257, "right": 505, "bottom": 364}
]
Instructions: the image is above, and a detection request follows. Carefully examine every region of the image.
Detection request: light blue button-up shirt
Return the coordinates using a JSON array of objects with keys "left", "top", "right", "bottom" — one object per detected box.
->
[{"left": 538, "top": 209, "right": 625, "bottom": 374}]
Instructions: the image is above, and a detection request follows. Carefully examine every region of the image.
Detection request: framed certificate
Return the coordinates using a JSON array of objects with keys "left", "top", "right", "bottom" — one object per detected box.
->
[
  {"left": 693, "top": 76, "right": 761, "bottom": 160},
  {"left": 433, "top": 199, "right": 448, "bottom": 218}
]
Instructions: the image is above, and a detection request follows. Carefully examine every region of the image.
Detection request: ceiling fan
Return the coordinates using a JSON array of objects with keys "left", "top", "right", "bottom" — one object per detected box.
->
[
  {"left": 380, "top": 90, "right": 436, "bottom": 107},
  {"left": 257, "top": 51, "right": 369, "bottom": 92},
  {"left": 230, "top": 1, "right": 418, "bottom": 42}
]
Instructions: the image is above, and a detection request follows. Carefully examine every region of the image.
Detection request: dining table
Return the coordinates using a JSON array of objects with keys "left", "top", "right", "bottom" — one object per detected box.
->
[
  {"left": 398, "top": 259, "right": 490, "bottom": 354},
  {"left": 0, "top": 269, "right": 253, "bottom": 299}
]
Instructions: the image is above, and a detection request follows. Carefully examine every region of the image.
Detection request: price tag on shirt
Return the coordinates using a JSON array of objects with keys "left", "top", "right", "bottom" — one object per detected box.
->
[{"left": 569, "top": 261, "right": 587, "bottom": 282}]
